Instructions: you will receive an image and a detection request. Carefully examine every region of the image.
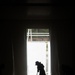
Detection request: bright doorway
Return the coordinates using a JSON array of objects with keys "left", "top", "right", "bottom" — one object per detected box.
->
[{"left": 26, "top": 29, "right": 51, "bottom": 75}]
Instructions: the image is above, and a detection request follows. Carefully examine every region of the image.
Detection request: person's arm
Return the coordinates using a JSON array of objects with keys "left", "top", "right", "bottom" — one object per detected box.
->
[
  {"left": 36, "top": 67, "right": 39, "bottom": 75},
  {"left": 37, "top": 66, "right": 40, "bottom": 72}
]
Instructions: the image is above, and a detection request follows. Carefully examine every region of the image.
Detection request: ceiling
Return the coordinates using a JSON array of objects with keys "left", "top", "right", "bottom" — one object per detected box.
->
[{"left": 0, "top": 0, "right": 73, "bottom": 20}]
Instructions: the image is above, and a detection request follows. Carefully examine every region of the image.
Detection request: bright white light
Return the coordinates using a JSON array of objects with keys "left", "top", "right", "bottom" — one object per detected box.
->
[
  {"left": 27, "top": 42, "right": 51, "bottom": 75},
  {"left": 27, "top": 29, "right": 51, "bottom": 75}
]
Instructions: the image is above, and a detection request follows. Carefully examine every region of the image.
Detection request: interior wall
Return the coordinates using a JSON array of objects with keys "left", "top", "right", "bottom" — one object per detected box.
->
[
  {"left": 11, "top": 22, "right": 27, "bottom": 75},
  {"left": 51, "top": 21, "right": 73, "bottom": 75},
  {"left": 0, "top": 23, "right": 13, "bottom": 75},
  {"left": 0, "top": 20, "right": 73, "bottom": 75}
]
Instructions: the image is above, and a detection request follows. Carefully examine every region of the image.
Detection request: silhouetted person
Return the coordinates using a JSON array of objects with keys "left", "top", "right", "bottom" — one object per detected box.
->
[
  {"left": 0, "top": 64, "right": 5, "bottom": 75},
  {"left": 35, "top": 61, "right": 46, "bottom": 75}
]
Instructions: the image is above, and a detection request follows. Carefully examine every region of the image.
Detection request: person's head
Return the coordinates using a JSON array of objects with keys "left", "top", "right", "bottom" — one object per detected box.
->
[
  {"left": 35, "top": 61, "right": 40, "bottom": 65},
  {"left": 35, "top": 61, "right": 44, "bottom": 67}
]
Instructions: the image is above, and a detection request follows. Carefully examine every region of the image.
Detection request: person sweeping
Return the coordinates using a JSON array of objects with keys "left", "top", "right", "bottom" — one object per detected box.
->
[{"left": 35, "top": 61, "right": 46, "bottom": 75}]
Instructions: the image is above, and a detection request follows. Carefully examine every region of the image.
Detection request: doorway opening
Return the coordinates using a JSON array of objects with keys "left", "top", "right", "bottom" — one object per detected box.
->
[{"left": 26, "top": 29, "right": 51, "bottom": 75}]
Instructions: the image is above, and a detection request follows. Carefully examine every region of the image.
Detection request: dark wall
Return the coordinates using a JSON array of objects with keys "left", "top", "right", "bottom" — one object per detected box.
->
[
  {"left": 0, "top": 24, "right": 13, "bottom": 75},
  {"left": 0, "top": 20, "right": 73, "bottom": 75},
  {"left": 52, "top": 21, "right": 73, "bottom": 75},
  {"left": 0, "top": 5, "right": 73, "bottom": 75}
]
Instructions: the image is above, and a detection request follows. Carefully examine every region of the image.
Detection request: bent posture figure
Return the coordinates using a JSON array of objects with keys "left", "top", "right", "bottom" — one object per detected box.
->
[{"left": 35, "top": 61, "right": 46, "bottom": 75}]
